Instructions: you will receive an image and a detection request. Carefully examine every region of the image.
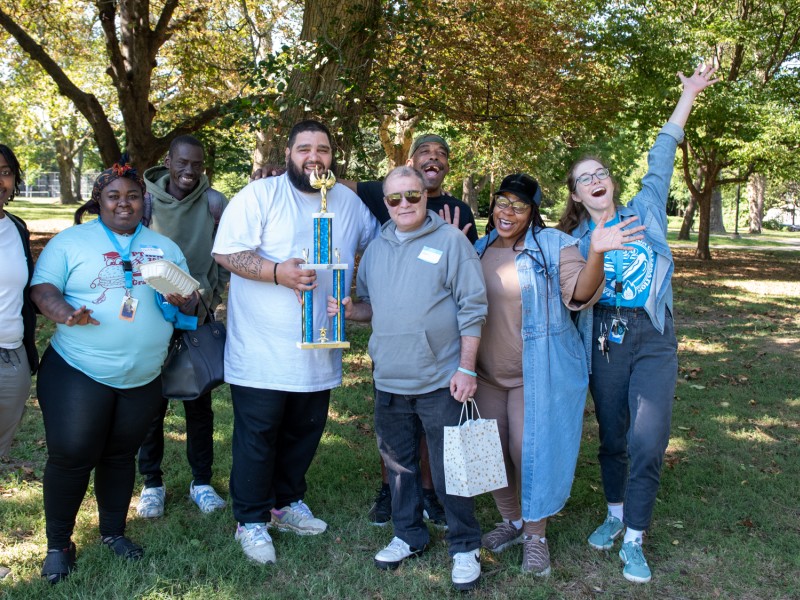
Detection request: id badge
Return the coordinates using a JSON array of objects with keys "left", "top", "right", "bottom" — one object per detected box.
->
[
  {"left": 608, "top": 317, "right": 627, "bottom": 344},
  {"left": 119, "top": 295, "right": 138, "bottom": 322}
]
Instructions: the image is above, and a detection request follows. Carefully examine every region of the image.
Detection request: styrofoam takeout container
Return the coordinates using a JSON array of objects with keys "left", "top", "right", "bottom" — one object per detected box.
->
[{"left": 140, "top": 260, "right": 200, "bottom": 296}]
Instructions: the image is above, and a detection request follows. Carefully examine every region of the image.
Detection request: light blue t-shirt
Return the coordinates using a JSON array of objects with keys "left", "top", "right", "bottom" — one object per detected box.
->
[
  {"left": 590, "top": 216, "right": 654, "bottom": 308},
  {"left": 32, "top": 220, "right": 189, "bottom": 388}
]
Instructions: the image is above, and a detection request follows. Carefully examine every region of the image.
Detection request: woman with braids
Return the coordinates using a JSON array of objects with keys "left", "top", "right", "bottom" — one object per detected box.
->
[
  {"left": 0, "top": 145, "right": 38, "bottom": 459},
  {"left": 473, "top": 174, "right": 643, "bottom": 575},
  {"left": 31, "top": 159, "right": 198, "bottom": 584},
  {"left": 558, "top": 65, "right": 717, "bottom": 583}
]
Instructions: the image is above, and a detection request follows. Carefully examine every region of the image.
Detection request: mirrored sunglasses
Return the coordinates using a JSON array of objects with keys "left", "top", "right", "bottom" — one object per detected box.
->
[{"left": 385, "top": 190, "right": 423, "bottom": 207}]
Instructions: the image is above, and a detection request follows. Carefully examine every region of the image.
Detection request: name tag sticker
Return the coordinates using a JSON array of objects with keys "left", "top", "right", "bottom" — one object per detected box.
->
[{"left": 418, "top": 246, "right": 443, "bottom": 264}]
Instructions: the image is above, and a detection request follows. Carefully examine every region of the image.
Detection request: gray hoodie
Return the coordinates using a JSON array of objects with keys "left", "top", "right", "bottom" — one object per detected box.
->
[{"left": 357, "top": 211, "right": 487, "bottom": 395}]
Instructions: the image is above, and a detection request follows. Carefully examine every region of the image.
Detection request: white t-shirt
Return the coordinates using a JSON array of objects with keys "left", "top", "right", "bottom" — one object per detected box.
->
[
  {"left": 212, "top": 174, "right": 378, "bottom": 392},
  {"left": 0, "top": 216, "right": 27, "bottom": 348}
]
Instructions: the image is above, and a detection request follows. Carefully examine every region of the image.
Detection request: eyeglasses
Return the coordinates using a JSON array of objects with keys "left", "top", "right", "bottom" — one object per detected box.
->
[
  {"left": 494, "top": 195, "right": 530, "bottom": 214},
  {"left": 384, "top": 190, "right": 423, "bottom": 207},
  {"left": 575, "top": 168, "right": 610, "bottom": 186},
  {"left": 0, "top": 168, "right": 13, "bottom": 178}
]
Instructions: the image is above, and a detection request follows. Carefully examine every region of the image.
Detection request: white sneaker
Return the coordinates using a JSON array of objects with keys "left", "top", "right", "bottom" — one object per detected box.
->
[
  {"left": 451, "top": 549, "right": 481, "bottom": 591},
  {"left": 235, "top": 523, "right": 276, "bottom": 565},
  {"left": 374, "top": 536, "right": 425, "bottom": 570},
  {"left": 190, "top": 482, "right": 226, "bottom": 513},
  {"left": 136, "top": 486, "right": 165, "bottom": 518},
  {"left": 269, "top": 500, "right": 327, "bottom": 535}
]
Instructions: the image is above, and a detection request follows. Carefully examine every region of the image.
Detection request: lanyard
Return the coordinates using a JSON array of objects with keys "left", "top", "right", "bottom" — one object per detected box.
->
[
  {"left": 613, "top": 249, "right": 624, "bottom": 313},
  {"left": 99, "top": 219, "right": 142, "bottom": 292}
]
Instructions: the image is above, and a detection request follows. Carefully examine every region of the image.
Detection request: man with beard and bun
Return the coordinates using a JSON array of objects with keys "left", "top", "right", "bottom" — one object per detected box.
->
[
  {"left": 136, "top": 135, "right": 229, "bottom": 519},
  {"left": 212, "top": 120, "right": 378, "bottom": 565}
]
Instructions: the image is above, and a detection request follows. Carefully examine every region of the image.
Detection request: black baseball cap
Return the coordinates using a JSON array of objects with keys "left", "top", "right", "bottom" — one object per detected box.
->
[{"left": 496, "top": 173, "right": 542, "bottom": 206}]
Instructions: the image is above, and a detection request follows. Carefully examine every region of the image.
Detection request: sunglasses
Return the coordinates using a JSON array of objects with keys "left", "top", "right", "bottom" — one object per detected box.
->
[
  {"left": 384, "top": 190, "right": 424, "bottom": 207},
  {"left": 494, "top": 195, "right": 530, "bottom": 214},
  {"left": 575, "top": 168, "right": 610, "bottom": 186}
]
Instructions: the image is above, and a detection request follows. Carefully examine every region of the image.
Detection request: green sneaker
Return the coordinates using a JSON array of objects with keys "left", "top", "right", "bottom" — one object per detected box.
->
[
  {"left": 619, "top": 539, "right": 651, "bottom": 583},
  {"left": 588, "top": 513, "right": 624, "bottom": 550}
]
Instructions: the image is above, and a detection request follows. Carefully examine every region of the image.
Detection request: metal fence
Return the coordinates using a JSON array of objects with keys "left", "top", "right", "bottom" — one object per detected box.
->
[{"left": 19, "top": 172, "right": 100, "bottom": 199}]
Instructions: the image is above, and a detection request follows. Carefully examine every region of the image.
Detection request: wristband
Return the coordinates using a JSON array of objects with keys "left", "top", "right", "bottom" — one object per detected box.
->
[
  {"left": 273, "top": 262, "right": 279, "bottom": 285},
  {"left": 457, "top": 367, "right": 477, "bottom": 377}
]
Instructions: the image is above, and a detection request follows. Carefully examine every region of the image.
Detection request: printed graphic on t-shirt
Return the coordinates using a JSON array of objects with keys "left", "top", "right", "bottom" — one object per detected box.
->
[
  {"left": 601, "top": 240, "right": 654, "bottom": 305},
  {"left": 89, "top": 250, "right": 160, "bottom": 303}
]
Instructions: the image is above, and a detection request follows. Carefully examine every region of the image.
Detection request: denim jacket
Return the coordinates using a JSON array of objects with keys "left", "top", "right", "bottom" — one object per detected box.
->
[
  {"left": 572, "top": 122, "right": 683, "bottom": 373},
  {"left": 475, "top": 226, "right": 589, "bottom": 520}
]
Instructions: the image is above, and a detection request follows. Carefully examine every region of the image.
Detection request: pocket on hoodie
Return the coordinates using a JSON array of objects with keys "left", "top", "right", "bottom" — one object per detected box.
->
[{"left": 370, "top": 330, "right": 438, "bottom": 384}]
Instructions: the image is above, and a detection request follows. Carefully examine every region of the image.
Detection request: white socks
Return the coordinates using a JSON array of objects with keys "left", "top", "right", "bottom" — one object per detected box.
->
[{"left": 608, "top": 503, "right": 624, "bottom": 521}]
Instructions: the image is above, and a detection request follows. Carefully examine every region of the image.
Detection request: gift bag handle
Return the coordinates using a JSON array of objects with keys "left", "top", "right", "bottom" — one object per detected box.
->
[{"left": 458, "top": 397, "right": 481, "bottom": 425}]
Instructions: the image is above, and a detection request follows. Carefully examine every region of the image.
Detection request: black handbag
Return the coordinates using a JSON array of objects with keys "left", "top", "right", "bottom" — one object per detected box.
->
[{"left": 161, "top": 296, "right": 226, "bottom": 401}]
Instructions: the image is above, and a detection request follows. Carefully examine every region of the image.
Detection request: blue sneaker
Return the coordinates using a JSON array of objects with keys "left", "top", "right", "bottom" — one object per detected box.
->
[
  {"left": 588, "top": 513, "right": 624, "bottom": 550},
  {"left": 619, "top": 539, "right": 651, "bottom": 583}
]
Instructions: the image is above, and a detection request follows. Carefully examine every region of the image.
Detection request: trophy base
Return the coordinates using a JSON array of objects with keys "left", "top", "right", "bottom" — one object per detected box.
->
[{"left": 297, "top": 341, "right": 351, "bottom": 350}]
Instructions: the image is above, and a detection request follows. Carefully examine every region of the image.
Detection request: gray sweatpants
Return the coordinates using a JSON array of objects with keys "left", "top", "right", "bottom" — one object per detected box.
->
[{"left": 0, "top": 345, "right": 31, "bottom": 456}]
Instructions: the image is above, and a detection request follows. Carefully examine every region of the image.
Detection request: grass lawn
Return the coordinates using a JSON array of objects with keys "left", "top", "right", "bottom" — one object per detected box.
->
[{"left": 1, "top": 209, "right": 798, "bottom": 598}]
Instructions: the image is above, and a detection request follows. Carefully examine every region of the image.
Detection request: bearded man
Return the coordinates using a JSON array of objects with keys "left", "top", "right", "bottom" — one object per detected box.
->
[{"left": 212, "top": 120, "right": 378, "bottom": 565}]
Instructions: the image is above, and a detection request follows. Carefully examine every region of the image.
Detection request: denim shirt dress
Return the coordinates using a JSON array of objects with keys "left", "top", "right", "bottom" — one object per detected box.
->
[{"left": 475, "top": 226, "right": 590, "bottom": 521}]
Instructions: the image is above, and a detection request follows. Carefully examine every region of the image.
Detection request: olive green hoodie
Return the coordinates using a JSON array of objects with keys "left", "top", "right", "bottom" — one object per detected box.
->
[{"left": 143, "top": 166, "right": 229, "bottom": 317}]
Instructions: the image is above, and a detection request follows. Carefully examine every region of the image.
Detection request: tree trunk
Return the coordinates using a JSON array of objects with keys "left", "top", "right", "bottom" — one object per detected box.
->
[
  {"left": 251, "top": 0, "right": 383, "bottom": 173},
  {"left": 709, "top": 186, "right": 726, "bottom": 233},
  {"left": 461, "top": 173, "right": 490, "bottom": 216},
  {"left": 378, "top": 110, "right": 417, "bottom": 169},
  {"left": 678, "top": 194, "right": 697, "bottom": 240},
  {"left": 747, "top": 172, "right": 766, "bottom": 234},
  {"left": 695, "top": 186, "right": 714, "bottom": 260},
  {"left": 54, "top": 138, "right": 79, "bottom": 205}
]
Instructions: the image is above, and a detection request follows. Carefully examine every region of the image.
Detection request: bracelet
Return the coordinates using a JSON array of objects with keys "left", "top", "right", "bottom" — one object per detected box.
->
[
  {"left": 457, "top": 367, "right": 477, "bottom": 377},
  {"left": 273, "top": 261, "right": 279, "bottom": 286}
]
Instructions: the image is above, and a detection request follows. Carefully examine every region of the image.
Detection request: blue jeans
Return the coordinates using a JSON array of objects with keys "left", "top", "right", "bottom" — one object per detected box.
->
[
  {"left": 374, "top": 387, "right": 481, "bottom": 555},
  {"left": 590, "top": 305, "right": 678, "bottom": 531},
  {"left": 229, "top": 385, "right": 330, "bottom": 524}
]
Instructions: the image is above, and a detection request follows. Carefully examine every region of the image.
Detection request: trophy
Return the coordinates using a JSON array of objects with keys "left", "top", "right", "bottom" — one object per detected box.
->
[{"left": 297, "top": 169, "right": 350, "bottom": 349}]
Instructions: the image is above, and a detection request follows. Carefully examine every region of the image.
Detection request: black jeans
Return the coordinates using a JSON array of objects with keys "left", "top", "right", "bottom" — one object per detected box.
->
[
  {"left": 229, "top": 385, "right": 330, "bottom": 524},
  {"left": 137, "top": 391, "right": 215, "bottom": 488},
  {"left": 374, "top": 387, "right": 481, "bottom": 555},
  {"left": 37, "top": 346, "right": 164, "bottom": 549}
]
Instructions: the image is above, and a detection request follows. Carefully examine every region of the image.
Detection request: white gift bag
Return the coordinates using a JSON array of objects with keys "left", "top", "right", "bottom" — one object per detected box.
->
[{"left": 444, "top": 399, "right": 508, "bottom": 497}]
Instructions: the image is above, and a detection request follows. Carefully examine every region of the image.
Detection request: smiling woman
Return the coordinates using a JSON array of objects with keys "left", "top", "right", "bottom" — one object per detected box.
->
[{"left": 30, "top": 158, "right": 199, "bottom": 585}]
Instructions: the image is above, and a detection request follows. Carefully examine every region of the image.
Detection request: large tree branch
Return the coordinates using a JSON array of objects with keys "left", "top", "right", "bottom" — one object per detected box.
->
[{"left": 0, "top": 7, "right": 120, "bottom": 165}]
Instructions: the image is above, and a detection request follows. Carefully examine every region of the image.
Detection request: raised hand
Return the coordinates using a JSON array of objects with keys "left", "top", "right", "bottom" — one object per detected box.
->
[
  {"left": 589, "top": 215, "right": 646, "bottom": 255},
  {"left": 678, "top": 63, "right": 719, "bottom": 98}
]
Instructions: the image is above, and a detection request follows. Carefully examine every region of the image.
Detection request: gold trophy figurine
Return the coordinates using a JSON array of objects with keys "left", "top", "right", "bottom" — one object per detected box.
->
[{"left": 309, "top": 168, "right": 336, "bottom": 213}]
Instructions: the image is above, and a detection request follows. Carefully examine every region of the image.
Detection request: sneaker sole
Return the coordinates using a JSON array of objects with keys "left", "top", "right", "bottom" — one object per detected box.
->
[
  {"left": 522, "top": 564, "right": 552, "bottom": 577},
  {"left": 622, "top": 570, "right": 652, "bottom": 584},
  {"left": 374, "top": 549, "right": 424, "bottom": 571},
  {"left": 452, "top": 574, "right": 480, "bottom": 591},
  {"left": 588, "top": 528, "right": 624, "bottom": 551},
  {"left": 269, "top": 522, "right": 326, "bottom": 536},
  {"left": 483, "top": 535, "right": 523, "bottom": 554},
  {"left": 369, "top": 519, "right": 391, "bottom": 527}
]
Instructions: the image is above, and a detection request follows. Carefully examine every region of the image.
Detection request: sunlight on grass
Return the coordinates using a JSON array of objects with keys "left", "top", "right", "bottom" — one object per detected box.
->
[
  {"left": 722, "top": 279, "right": 800, "bottom": 296},
  {"left": 726, "top": 428, "right": 781, "bottom": 444}
]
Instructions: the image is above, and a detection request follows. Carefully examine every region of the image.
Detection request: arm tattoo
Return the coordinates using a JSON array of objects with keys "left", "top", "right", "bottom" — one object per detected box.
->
[{"left": 227, "top": 251, "right": 265, "bottom": 279}]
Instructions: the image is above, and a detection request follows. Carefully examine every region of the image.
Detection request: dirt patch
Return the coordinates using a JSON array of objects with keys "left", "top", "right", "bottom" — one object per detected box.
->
[{"left": 673, "top": 248, "right": 800, "bottom": 283}]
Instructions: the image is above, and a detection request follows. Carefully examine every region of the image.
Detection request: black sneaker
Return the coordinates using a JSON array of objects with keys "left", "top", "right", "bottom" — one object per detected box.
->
[
  {"left": 367, "top": 485, "right": 392, "bottom": 526},
  {"left": 422, "top": 489, "right": 448, "bottom": 530}
]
